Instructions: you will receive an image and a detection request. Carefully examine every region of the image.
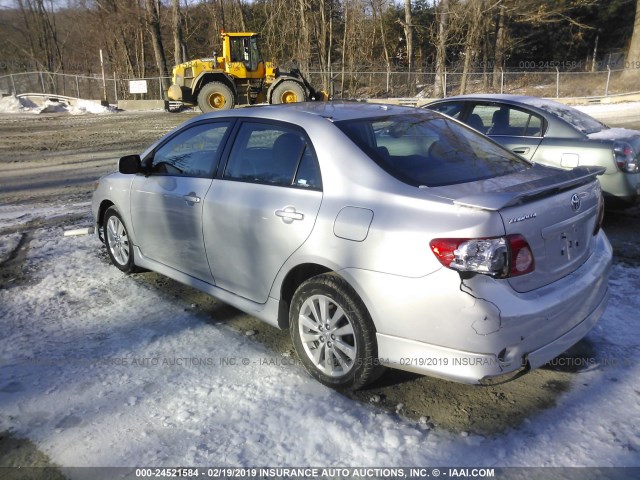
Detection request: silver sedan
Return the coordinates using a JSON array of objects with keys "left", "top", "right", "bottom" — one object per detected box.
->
[
  {"left": 424, "top": 94, "right": 640, "bottom": 205},
  {"left": 92, "top": 103, "right": 612, "bottom": 390}
]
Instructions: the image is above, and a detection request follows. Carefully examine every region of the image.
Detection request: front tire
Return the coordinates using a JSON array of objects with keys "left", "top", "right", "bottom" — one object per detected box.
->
[
  {"left": 197, "top": 82, "right": 235, "bottom": 112},
  {"left": 290, "top": 273, "right": 384, "bottom": 390},
  {"left": 104, "top": 207, "right": 136, "bottom": 274},
  {"left": 271, "top": 80, "right": 307, "bottom": 104}
]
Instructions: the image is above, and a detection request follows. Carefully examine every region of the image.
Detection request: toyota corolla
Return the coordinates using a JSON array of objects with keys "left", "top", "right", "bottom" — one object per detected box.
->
[{"left": 92, "top": 103, "right": 612, "bottom": 390}]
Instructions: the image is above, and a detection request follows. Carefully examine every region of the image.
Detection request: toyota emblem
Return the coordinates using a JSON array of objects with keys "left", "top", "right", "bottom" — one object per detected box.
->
[{"left": 570, "top": 193, "right": 581, "bottom": 211}]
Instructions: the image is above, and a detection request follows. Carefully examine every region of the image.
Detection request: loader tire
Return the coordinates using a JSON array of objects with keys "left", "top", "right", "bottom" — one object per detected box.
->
[
  {"left": 197, "top": 82, "right": 235, "bottom": 112},
  {"left": 271, "top": 80, "right": 307, "bottom": 105}
]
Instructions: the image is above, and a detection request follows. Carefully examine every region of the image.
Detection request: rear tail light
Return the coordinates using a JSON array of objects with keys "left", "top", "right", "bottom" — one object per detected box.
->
[
  {"left": 613, "top": 141, "right": 639, "bottom": 174},
  {"left": 430, "top": 234, "right": 534, "bottom": 278}
]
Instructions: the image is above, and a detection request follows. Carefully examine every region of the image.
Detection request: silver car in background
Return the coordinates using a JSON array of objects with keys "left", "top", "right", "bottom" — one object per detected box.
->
[
  {"left": 92, "top": 103, "right": 612, "bottom": 390},
  {"left": 425, "top": 94, "right": 640, "bottom": 205}
]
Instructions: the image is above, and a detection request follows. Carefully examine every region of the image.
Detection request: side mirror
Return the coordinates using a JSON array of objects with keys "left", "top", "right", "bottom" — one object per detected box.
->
[{"left": 118, "top": 154, "right": 141, "bottom": 174}]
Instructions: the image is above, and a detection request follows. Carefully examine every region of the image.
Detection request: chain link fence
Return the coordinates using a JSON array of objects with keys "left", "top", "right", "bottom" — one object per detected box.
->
[
  {"left": 1, "top": 68, "right": 638, "bottom": 104},
  {"left": 311, "top": 68, "right": 637, "bottom": 99},
  {"left": 0, "top": 72, "right": 171, "bottom": 104}
]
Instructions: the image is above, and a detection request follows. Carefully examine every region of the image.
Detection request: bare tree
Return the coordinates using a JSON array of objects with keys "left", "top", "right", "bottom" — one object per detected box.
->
[
  {"left": 459, "top": 0, "right": 486, "bottom": 94},
  {"left": 402, "top": 0, "right": 413, "bottom": 93},
  {"left": 433, "top": 0, "right": 449, "bottom": 97},
  {"left": 491, "top": 3, "right": 507, "bottom": 90},
  {"left": 622, "top": 0, "right": 640, "bottom": 80},
  {"left": 145, "top": 0, "right": 169, "bottom": 86},
  {"left": 15, "top": 0, "right": 64, "bottom": 72},
  {"left": 173, "top": 0, "right": 187, "bottom": 64},
  {"left": 370, "top": 0, "right": 392, "bottom": 94}
]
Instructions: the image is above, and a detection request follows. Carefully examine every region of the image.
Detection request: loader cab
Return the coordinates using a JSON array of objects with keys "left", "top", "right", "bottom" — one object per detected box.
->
[{"left": 223, "top": 32, "right": 265, "bottom": 78}]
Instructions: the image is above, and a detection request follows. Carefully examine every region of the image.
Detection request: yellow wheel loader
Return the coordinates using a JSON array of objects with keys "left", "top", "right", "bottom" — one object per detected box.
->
[{"left": 167, "top": 31, "right": 327, "bottom": 112}]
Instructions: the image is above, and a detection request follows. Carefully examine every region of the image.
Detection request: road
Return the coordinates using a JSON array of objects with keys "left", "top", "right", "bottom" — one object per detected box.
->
[{"left": 0, "top": 106, "right": 639, "bottom": 437}]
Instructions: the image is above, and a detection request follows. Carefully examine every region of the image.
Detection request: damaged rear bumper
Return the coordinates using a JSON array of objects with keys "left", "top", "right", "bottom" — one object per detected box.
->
[
  {"left": 342, "top": 231, "right": 612, "bottom": 384},
  {"left": 375, "top": 286, "right": 608, "bottom": 384}
]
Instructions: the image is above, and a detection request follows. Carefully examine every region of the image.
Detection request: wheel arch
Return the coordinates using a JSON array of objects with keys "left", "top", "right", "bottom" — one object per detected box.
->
[
  {"left": 193, "top": 72, "right": 237, "bottom": 99},
  {"left": 96, "top": 200, "right": 115, "bottom": 241},
  {"left": 276, "top": 263, "right": 333, "bottom": 329}
]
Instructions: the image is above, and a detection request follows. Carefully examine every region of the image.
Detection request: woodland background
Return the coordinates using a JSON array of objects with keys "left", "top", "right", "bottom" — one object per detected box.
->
[{"left": 1, "top": 0, "right": 639, "bottom": 98}]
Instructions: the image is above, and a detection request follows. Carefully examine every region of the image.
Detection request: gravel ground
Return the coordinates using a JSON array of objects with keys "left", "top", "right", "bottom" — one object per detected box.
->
[{"left": 1, "top": 107, "right": 639, "bottom": 472}]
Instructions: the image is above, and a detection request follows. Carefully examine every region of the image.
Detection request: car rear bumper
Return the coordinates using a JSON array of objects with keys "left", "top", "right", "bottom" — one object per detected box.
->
[
  {"left": 342, "top": 231, "right": 612, "bottom": 384},
  {"left": 599, "top": 171, "right": 640, "bottom": 204},
  {"left": 375, "top": 285, "right": 608, "bottom": 383}
]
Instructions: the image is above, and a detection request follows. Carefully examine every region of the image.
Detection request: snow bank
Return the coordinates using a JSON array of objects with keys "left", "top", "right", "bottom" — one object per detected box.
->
[
  {"left": 0, "top": 94, "right": 116, "bottom": 114},
  {"left": 0, "top": 94, "right": 38, "bottom": 113}
]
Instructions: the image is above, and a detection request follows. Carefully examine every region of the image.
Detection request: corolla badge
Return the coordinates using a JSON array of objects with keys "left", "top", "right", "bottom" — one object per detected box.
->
[
  {"left": 571, "top": 193, "right": 581, "bottom": 211},
  {"left": 508, "top": 212, "right": 537, "bottom": 224}
]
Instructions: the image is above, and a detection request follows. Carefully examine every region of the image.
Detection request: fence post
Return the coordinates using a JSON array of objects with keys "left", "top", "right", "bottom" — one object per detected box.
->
[
  {"left": 39, "top": 71, "right": 45, "bottom": 93},
  {"left": 556, "top": 67, "right": 560, "bottom": 98},
  {"left": 159, "top": 78, "right": 163, "bottom": 100},
  {"left": 605, "top": 66, "right": 611, "bottom": 97},
  {"left": 10, "top": 74, "right": 16, "bottom": 94},
  {"left": 75, "top": 75, "right": 80, "bottom": 98},
  {"left": 443, "top": 69, "right": 447, "bottom": 98},
  {"left": 500, "top": 68, "right": 504, "bottom": 94},
  {"left": 114, "top": 73, "right": 118, "bottom": 103}
]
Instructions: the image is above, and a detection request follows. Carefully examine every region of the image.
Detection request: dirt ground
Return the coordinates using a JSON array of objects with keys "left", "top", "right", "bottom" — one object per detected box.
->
[{"left": 1, "top": 108, "right": 639, "bottom": 472}]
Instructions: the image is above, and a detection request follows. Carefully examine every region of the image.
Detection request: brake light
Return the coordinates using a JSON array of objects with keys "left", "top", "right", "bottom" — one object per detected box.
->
[
  {"left": 613, "top": 141, "right": 639, "bottom": 173},
  {"left": 430, "top": 235, "right": 534, "bottom": 278}
]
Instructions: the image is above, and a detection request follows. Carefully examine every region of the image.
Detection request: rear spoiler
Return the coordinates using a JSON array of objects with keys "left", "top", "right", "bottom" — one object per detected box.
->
[{"left": 453, "top": 166, "right": 606, "bottom": 211}]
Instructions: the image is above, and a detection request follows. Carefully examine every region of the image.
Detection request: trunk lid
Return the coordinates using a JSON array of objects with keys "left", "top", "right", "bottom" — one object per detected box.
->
[{"left": 431, "top": 164, "right": 604, "bottom": 292}]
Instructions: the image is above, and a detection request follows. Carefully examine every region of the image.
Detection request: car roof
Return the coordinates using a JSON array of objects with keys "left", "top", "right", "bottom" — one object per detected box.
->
[
  {"left": 196, "top": 101, "right": 429, "bottom": 123},
  {"left": 428, "top": 93, "right": 554, "bottom": 107}
]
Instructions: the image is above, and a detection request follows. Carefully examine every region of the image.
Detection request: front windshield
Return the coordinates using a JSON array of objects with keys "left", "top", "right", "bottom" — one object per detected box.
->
[{"left": 336, "top": 113, "right": 530, "bottom": 187}]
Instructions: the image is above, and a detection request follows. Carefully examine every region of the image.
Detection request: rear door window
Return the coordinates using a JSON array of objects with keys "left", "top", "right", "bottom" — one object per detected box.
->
[
  {"left": 336, "top": 112, "right": 530, "bottom": 187},
  {"left": 469, "top": 104, "right": 544, "bottom": 137},
  {"left": 223, "top": 122, "right": 321, "bottom": 189}
]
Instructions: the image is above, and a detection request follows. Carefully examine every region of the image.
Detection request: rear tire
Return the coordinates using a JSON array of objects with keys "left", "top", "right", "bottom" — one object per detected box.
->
[
  {"left": 290, "top": 273, "right": 384, "bottom": 390},
  {"left": 197, "top": 82, "right": 235, "bottom": 112},
  {"left": 271, "top": 80, "right": 307, "bottom": 105},
  {"left": 104, "top": 207, "right": 137, "bottom": 274}
]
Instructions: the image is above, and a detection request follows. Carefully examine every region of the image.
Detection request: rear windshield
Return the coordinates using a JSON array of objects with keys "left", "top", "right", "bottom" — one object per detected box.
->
[
  {"left": 526, "top": 99, "right": 606, "bottom": 135},
  {"left": 335, "top": 113, "right": 530, "bottom": 187}
]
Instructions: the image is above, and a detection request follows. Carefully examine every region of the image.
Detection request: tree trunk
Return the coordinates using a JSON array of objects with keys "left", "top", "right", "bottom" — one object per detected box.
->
[
  {"left": 403, "top": 0, "right": 413, "bottom": 95},
  {"left": 145, "top": 0, "right": 169, "bottom": 87},
  {"left": 460, "top": 1, "right": 484, "bottom": 95},
  {"left": 172, "top": 0, "right": 186, "bottom": 65},
  {"left": 622, "top": 0, "right": 640, "bottom": 80},
  {"left": 434, "top": 0, "right": 449, "bottom": 97},
  {"left": 492, "top": 4, "right": 507, "bottom": 90}
]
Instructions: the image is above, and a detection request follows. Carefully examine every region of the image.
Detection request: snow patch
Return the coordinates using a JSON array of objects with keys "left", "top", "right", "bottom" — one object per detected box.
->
[
  {"left": 587, "top": 127, "right": 640, "bottom": 140},
  {"left": 0, "top": 94, "right": 38, "bottom": 113},
  {"left": 0, "top": 94, "right": 116, "bottom": 115}
]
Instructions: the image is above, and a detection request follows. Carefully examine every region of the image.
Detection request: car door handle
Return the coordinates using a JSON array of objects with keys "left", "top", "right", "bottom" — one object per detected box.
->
[
  {"left": 512, "top": 147, "right": 530, "bottom": 155},
  {"left": 275, "top": 206, "right": 304, "bottom": 223},
  {"left": 183, "top": 193, "right": 201, "bottom": 204}
]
